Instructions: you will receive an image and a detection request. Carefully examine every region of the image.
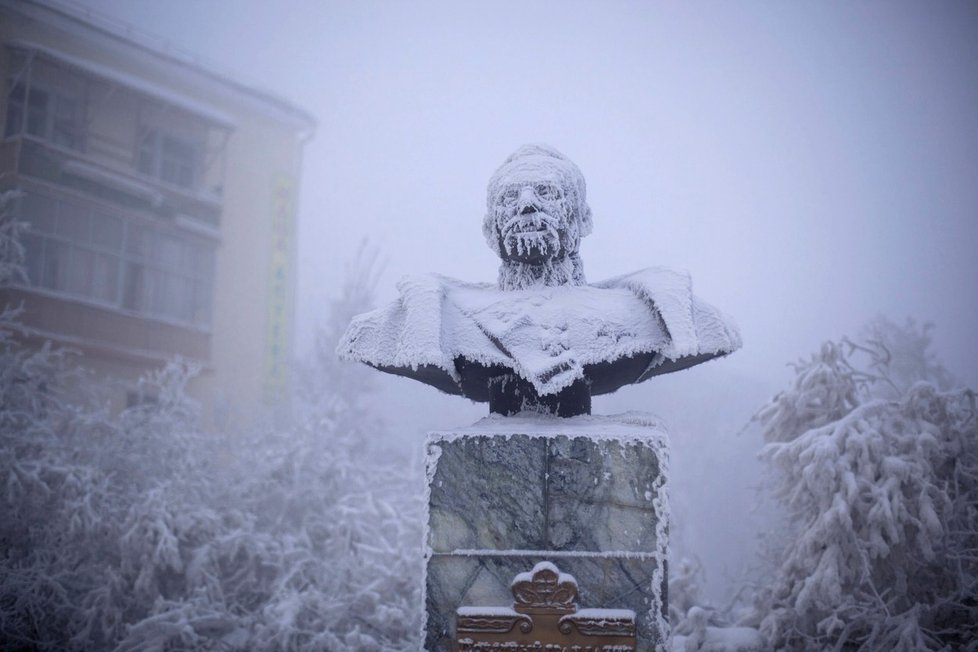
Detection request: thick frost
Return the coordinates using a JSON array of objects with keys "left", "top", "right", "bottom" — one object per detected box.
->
[
  {"left": 745, "top": 320, "right": 978, "bottom": 651},
  {"left": 435, "top": 410, "right": 669, "bottom": 441},
  {"left": 339, "top": 268, "right": 741, "bottom": 398},
  {"left": 0, "top": 219, "right": 423, "bottom": 652},
  {"left": 340, "top": 143, "right": 740, "bottom": 409},
  {"left": 483, "top": 144, "right": 592, "bottom": 290},
  {"left": 673, "top": 614, "right": 763, "bottom": 652},
  {"left": 510, "top": 561, "right": 578, "bottom": 591}
]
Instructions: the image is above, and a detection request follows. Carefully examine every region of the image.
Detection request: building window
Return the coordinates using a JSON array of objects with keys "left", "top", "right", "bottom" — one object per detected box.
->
[
  {"left": 137, "top": 128, "right": 199, "bottom": 189},
  {"left": 4, "top": 82, "right": 81, "bottom": 149},
  {"left": 18, "top": 191, "right": 214, "bottom": 328}
]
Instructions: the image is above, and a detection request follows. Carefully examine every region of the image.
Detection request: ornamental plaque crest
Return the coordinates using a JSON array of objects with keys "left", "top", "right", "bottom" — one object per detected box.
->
[{"left": 456, "top": 561, "right": 637, "bottom": 652}]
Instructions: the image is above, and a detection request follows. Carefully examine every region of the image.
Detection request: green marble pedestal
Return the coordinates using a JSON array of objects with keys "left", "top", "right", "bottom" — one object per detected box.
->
[{"left": 423, "top": 413, "right": 670, "bottom": 652}]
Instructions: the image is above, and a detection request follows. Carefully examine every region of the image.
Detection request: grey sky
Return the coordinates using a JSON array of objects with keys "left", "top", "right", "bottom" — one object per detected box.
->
[{"left": 77, "top": 0, "right": 978, "bottom": 388}]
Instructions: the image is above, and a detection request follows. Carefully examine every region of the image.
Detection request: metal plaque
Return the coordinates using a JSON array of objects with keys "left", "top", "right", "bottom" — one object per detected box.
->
[{"left": 456, "top": 561, "right": 637, "bottom": 652}]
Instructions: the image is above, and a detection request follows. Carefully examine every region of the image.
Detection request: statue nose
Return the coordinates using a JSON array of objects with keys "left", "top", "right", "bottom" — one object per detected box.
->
[{"left": 517, "top": 186, "right": 538, "bottom": 212}]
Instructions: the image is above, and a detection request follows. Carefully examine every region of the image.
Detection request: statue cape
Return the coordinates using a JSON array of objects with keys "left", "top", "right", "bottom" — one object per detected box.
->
[{"left": 337, "top": 267, "right": 741, "bottom": 400}]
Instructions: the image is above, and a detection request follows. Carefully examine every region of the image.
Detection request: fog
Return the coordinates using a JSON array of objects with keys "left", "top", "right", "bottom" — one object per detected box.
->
[{"left": 76, "top": 0, "right": 978, "bottom": 605}]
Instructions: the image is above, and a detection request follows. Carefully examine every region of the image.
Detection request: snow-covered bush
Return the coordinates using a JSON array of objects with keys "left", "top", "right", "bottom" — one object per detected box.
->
[
  {"left": 669, "top": 556, "right": 708, "bottom": 628},
  {"left": 669, "top": 557, "right": 764, "bottom": 652},
  {"left": 671, "top": 607, "right": 763, "bottom": 652},
  {"left": 0, "top": 208, "right": 421, "bottom": 651},
  {"left": 748, "top": 317, "right": 978, "bottom": 651}
]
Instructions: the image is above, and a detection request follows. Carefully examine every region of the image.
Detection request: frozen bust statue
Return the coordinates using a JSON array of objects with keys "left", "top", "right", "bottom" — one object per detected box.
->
[{"left": 338, "top": 144, "right": 741, "bottom": 417}]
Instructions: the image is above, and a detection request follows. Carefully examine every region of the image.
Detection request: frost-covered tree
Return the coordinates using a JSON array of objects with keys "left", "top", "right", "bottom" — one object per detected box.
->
[
  {"left": 669, "top": 556, "right": 708, "bottom": 628},
  {"left": 748, "top": 317, "right": 978, "bottom": 651},
  {"left": 0, "top": 208, "right": 421, "bottom": 651},
  {"left": 669, "top": 556, "right": 765, "bottom": 652},
  {"left": 295, "top": 240, "right": 386, "bottom": 450}
]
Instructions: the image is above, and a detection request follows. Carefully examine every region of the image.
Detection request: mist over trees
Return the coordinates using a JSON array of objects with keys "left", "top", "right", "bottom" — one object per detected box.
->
[
  {"left": 3, "top": 194, "right": 977, "bottom": 651},
  {"left": 0, "top": 200, "right": 422, "bottom": 651},
  {"left": 744, "top": 318, "right": 978, "bottom": 651}
]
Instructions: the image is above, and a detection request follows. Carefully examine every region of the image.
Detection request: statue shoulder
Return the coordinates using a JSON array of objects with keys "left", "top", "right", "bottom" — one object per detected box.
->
[
  {"left": 594, "top": 266, "right": 692, "bottom": 295},
  {"left": 337, "top": 272, "right": 498, "bottom": 371},
  {"left": 595, "top": 267, "right": 740, "bottom": 359},
  {"left": 395, "top": 272, "right": 493, "bottom": 298}
]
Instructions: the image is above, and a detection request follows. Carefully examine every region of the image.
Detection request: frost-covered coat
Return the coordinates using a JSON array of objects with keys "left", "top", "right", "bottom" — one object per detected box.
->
[{"left": 337, "top": 266, "right": 741, "bottom": 401}]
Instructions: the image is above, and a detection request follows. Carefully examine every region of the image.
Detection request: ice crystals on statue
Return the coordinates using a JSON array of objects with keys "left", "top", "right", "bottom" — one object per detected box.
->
[{"left": 338, "top": 144, "right": 741, "bottom": 417}]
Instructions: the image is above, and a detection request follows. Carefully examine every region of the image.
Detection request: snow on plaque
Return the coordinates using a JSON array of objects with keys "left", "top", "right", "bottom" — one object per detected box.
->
[
  {"left": 456, "top": 561, "right": 637, "bottom": 651},
  {"left": 338, "top": 143, "right": 741, "bottom": 416}
]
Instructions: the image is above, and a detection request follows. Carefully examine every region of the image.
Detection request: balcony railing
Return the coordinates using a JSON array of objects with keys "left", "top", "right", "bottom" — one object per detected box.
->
[{"left": 1, "top": 135, "right": 223, "bottom": 227}]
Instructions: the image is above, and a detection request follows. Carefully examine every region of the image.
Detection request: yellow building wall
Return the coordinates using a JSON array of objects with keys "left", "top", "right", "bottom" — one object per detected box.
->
[
  {"left": 195, "top": 113, "right": 304, "bottom": 427},
  {"left": 0, "top": 4, "right": 311, "bottom": 428}
]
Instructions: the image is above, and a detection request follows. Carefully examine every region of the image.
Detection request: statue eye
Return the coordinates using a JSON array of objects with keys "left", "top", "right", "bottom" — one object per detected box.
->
[
  {"left": 536, "top": 184, "right": 558, "bottom": 199},
  {"left": 502, "top": 188, "right": 519, "bottom": 203}
]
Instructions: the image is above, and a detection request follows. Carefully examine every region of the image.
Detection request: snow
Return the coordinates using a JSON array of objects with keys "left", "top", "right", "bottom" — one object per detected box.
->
[
  {"left": 441, "top": 549, "right": 662, "bottom": 560},
  {"left": 673, "top": 607, "right": 763, "bottom": 651},
  {"left": 339, "top": 268, "right": 741, "bottom": 398},
  {"left": 419, "top": 436, "right": 442, "bottom": 643},
  {"left": 745, "top": 320, "right": 978, "bottom": 650},
  {"left": 340, "top": 142, "right": 740, "bottom": 407},
  {"left": 649, "top": 446, "right": 671, "bottom": 646},
  {"left": 672, "top": 629, "right": 763, "bottom": 652},
  {"left": 572, "top": 608, "right": 637, "bottom": 620},
  {"left": 511, "top": 561, "right": 578, "bottom": 590},
  {"left": 456, "top": 606, "right": 520, "bottom": 617},
  {"left": 0, "top": 218, "right": 424, "bottom": 651},
  {"left": 451, "top": 283, "right": 667, "bottom": 394},
  {"left": 430, "top": 411, "right": 668, "bottom": 443},
  {"left": 596, "top": 268, "right": 740, "bottom": 361},
  {"left": 7, "top": 189, "right": 975, "bottom": 651}
]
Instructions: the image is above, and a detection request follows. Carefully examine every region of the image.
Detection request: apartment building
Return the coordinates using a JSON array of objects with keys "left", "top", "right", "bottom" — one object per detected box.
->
[{"left": 0, "top": 0, "right": 315, "bottom": 424}]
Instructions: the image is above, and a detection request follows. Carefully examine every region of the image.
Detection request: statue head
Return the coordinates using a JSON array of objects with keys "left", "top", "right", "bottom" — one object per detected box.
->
[{"left": 483, "top": 145, "right": 593, "bottom": 287}]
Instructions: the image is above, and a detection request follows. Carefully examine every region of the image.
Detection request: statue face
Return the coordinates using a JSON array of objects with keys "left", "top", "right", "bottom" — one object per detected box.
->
[
  {"left": 490, "top": 172, "right": 573, "bottom": 264},
  {"left": 484, "top": 145, "right": 593, "bottom": 267}
]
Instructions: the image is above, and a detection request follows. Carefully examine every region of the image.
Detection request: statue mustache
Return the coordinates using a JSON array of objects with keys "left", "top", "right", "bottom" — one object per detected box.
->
[{"left": 500, "top": 210, "right": 559, "bottom": 235}]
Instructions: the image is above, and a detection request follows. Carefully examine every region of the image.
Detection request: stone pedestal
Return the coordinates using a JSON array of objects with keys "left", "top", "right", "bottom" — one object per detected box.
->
[{"left": 423, "top": 413, "right": 670, "bottom": 652}]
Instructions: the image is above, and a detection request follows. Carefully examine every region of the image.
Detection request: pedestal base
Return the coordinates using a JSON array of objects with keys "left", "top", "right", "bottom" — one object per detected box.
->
[{"left": 423, "top": 413, "right": 670, "bottom": 652}]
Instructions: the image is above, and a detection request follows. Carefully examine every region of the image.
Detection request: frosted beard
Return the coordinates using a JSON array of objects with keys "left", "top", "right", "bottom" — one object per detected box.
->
[
  {"left": 498, "top": 192, "right": 565, "bottom": 264},
  {"left": 490, "top": 187, "right": 584, "bottom": 290}
]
